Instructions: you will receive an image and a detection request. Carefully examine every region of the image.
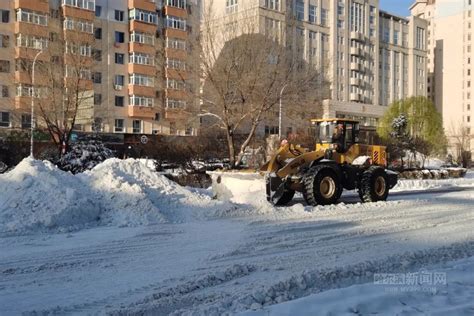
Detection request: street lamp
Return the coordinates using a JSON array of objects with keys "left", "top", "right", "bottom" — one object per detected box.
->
[
  {"left": 278, "top": 83, "right": 288, "bottom": 140},
  {"left": 30, "top": 48, "right": 44, "bottom": 158}
]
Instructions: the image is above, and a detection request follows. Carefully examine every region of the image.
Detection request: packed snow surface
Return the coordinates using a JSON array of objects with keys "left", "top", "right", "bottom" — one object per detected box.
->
[{"left": 1, "top": 158, "right": 473, "bottom": 315}]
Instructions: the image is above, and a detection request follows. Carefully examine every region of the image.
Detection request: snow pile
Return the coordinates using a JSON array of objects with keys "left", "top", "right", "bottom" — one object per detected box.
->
[
  {"left": 0, "top": 158, "right": 227, "bottom": 234},
  {"left": 0, "top": 158, "right": 100, "bottom": 234},
  {"left": 80, "top": 159, "right": 221, "bottom": 225}
]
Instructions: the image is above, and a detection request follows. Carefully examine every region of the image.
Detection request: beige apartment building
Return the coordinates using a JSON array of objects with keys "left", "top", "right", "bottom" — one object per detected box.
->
[
  {"left": 201, "top": 0, "right": 428, "bottom": 137},
  {"left": 411, "top": 0, "right": 474, "bottom": 157},
  {"left": 0, "top": 0, "right": 199, "bottom": 137}
]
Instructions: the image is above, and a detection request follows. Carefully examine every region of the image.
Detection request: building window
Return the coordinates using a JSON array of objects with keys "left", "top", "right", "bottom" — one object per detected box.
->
[
  {"left": 0, "top": 85, "right": 7, "bottom": 97},
  {"left": 92, "top": 72, "right": 102, "bottom": 83},
  {"left": 166, "top": 37, "right": 186, "bottom": 50},
  {"left": 129, "top": 52, "right": 154, "bottom": 65},
  {"left": 62, "top": 0, "right": 95, "bottom": 11},
  {"left": 92, "top": 49, "right": 102, "bottom": 61},
  {"left": 0, "top": 34, "right": 9, "bottom": 47},
  {"left": 321, "top": 8, "right": 328, "bottom": 26},
  {"left": 115, "top": 96, "right": 124, "bottom": 107},
  {"left": 115, "top": 31, "right": 124, "bottom": 43},
  {"left": 1, "top": 10, "right": 9, "bottom": 23},
  {"left": 114, "top": 119, "right": 124, "bottom": 132},
  {"left": 166, "top": 78, "right": 186, "bottom": 90},
  {"left": 16, "top": 34, "right": 48, "bottom": 50},
  {"left": 0, "top": 112, "right": 10, "bottom": 127},
  {"left": 154, "top": 113, "right": 160, "bottom": 121},
  {"left": 0, "top": 60, "right": 10, "bottom": 72},
  {"left": 129, "top": 8, "right": 158, "bottom": 24},
  {"left": 265, "top": 125, "right": 279, "bottom": 135},
  {"left": 265, "top": 0, "right": 280, "bottom": 11},
  {"left": 416, "top": 27, "right": 425, "bottom": 50},
  {"left": 165, "top": 98, "right": 186, "bottom": 109},
  {"left": 130, "top": 31, "right": 154, "bottom": 45},
  {"left": 16, "top": 9, "right": 48, "bottom": 26},
  {"left": 165, "top": 16, "right": 186, "bottom": 30},
  {"left": 94, "top": 27, "right": 102, "bottom": 39},
  {"left": 21, "top": 114, "right": 31, "bottom": 129},
  {"left": 132, "top": 120, "right": 141, "bottom": 133},
  {"left": 166, "top": 0, "right": 186, "bottom": 8},
  {"left": 114, "top": 75, "right": 125, "bottom": 86},
  {"left": 115, "top": 53, "right": 124, "bottom": 64},
  {"left": 308, "top": 4, "right": 317, "bottom": 23},
  {"left": 166, "top": 58, "right": 186, "bottom": 70},
  {"left": 114, "top": 10, "right": 124, "bottom": 21},
  {"left": 295, "top": 0, "right": 304, "bottom": 21},
  {"left": 130, "top": 95, "right": 154, "bottom": 107},
  {"left": 225, "top": 0, "right": 238, "bottom": 14},
  {"left": 95, "top": 5, "right": 101, "bottom": 17},
  {"left": 468, "top": 116, "right": 471, "bottom": 123},
  {"left": 94, "top": 94, "right": 102, "bottom": 105},
  {"left": 63, "top": 18, "right": 93, "bottom": 33},
  {"left": 129, "top": 73, "right": 154, "bottom": 86}
]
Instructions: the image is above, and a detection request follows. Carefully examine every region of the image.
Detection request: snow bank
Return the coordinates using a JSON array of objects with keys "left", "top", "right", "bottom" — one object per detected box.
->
[
  {"left": 0, "top": 158, "right": 100, "bottom": 234},
  {"left": 0, "top": 158, "right": 225, "bottom": 235}
]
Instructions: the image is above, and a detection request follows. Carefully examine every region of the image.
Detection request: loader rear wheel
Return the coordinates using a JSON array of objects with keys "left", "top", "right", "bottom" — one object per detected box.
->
[
  {"left": 358, "top": 166, "right": 389, "bottom": 202},
  {"left": 265, "top": 176, "right": 295, "bottom": 206},
  {"left": 303, "top": 165, "right": 342, "bottom": 206}
]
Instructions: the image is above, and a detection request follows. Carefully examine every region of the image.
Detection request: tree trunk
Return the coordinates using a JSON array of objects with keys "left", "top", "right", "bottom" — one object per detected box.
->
[
  {"left": 235, "top": 121, "right": 259, "bottom": 167},
  {"left": 226, "top": 127, "right": 236, "bottom": 168}
]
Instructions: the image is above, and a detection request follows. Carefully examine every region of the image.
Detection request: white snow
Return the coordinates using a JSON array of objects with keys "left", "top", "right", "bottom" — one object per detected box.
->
[
  {"left": 0, "top": 158, "right": 226, "bottom": 234},
  {"left": 1, "top": 158, "right": 474, "bottom": 315}
]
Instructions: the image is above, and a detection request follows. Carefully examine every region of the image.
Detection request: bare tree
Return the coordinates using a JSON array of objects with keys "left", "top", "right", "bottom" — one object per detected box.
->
[
  {"left": 199, "top": 1, "right": 328, "bottom": 167},
  {"left": 17, "top": 19, "right": 95, "bottom": 155},
  {"left": 449, "top": 122, "right": 473, "bottom": 167}
]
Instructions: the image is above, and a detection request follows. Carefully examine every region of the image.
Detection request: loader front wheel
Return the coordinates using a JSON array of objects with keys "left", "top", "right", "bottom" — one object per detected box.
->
[
  {"left": 303, "top": 165, "right": 342, "bottom": 206},
  {"left": 358, "top": 166, "right": 389, "bottom": 202}
]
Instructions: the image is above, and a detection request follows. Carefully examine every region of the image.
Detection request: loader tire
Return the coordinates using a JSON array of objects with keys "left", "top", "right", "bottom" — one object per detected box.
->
[
  {"left": 265, "top": 176, "right": 295, "bottom": 206},
  {"left": 303, "top": 165, "right": 342, "bottom": 206},
  {"left": 358, "top": 166, "right": 389, "bottom": 203}
]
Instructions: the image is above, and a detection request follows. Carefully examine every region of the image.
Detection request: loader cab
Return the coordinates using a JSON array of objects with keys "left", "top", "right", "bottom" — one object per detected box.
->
[{"left": 311, "top": 119, "right": 360, "bottom": 153}]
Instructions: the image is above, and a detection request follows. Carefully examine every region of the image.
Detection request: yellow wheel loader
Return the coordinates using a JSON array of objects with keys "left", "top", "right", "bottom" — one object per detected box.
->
[{"left": 261, "top": 119, "right": 398, "bottom": 206}]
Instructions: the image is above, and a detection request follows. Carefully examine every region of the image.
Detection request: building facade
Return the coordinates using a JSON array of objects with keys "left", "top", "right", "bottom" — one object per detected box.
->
[
  {"left": 411, "top": 0, "right": 474, "bottom": 158},
  {"left": 202, "top": 0, "right": 427, "bottom": 135},
  {"left": 0, "top": 0, "right": 199, "bottom": 136}
]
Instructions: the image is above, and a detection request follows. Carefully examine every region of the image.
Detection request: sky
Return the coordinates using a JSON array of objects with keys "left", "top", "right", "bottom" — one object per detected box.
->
[{"left": 379, "top": 0, "right": 414, "bottom": 17}]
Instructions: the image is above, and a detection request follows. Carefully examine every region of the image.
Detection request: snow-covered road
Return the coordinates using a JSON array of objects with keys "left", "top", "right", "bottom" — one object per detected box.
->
[{"left": 1, "top": 185, "right": 474, "bottom": 315}]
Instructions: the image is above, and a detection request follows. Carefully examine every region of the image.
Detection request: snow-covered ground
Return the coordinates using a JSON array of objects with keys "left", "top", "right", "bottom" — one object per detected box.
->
[{"left": 1, "top": 159, "right": 474, "bottom": 315}]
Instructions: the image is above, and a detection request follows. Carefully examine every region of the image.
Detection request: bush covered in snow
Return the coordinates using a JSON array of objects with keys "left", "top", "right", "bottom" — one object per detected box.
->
[{"left": 57, "top": 136, "right": 114, "bottom": 174}]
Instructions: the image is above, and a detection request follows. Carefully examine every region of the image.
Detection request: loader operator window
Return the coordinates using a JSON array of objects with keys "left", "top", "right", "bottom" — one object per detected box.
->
[{"left": 315, "top": 121, "right": 336, "bottom": 143}]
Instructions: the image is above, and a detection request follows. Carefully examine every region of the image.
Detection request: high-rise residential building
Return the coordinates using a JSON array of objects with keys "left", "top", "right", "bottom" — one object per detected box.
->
[
  {"left": 0, "top": 0, "right": 199, "bottom": 136},
  {"left": 202, "top": 0, "right": 427, "bottom": 136},
  {"left": 411, "top": 0, "right": 473, "bottom": 158}
]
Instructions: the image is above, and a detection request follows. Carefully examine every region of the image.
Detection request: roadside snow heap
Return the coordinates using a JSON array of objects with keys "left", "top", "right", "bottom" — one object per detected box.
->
[{"left": 0, "top": 158, "right": 221, "bottom": 235}]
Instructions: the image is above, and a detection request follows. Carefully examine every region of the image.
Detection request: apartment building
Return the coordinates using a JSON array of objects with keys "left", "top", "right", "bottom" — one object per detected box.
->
[
  {"left": 0, "top": 0, "right": 199, "bottom": 137},
  {"left": 201, "top": 0, "right": 427, "bottom": 135},
  {"left": 411, "top": 0, "right": 474, "bottom": 157}
]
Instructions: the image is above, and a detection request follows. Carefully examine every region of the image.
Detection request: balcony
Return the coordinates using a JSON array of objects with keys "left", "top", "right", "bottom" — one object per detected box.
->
[
  {"left": 15, "top": 0, "right": 49, "bottom": 12},
  {"left": 350, "top": 93, "right": 362, "bottom": 102},
  {"left": 350, "top": 62, "right": 361, "bottom": 71},
  {"left": 15, "top": 70, "right": 49, "bottom": 85},
  {"left": 128, "top": 63, "right": 156, "bottom": 76},
  {"left": 15, "top": 47, "right": 50, "bottom": 62},
  {"left": 128, "top": 105, "right": 156, "bottom": 119},
  {"left": 165, "top": 48, "right": 187, "bottom": 60},
  {"left": 128, "top": 85, "right": 155, "bottom": 97},
  {"left": 165, "top": 68, "right": 188, "bottom": 80},
  {"left": 14, "top": 96, "right": 32, "bottom": 110},
  {"left": 350, "top": 47, "right": 362, "bottom": 56},
  {"left": 129, "top": 20, "right": 157, "bottom": 34},
  {"left": 62, "top": 5, "right": 94, "bottom": 20},
  {"left": 129, "top": 42, "right": 156, "bottom": 55},
  {"left": 350, "top": 78, "right": 361, "bottom": 86},
  {"left": 350, "top": 32, "right": 364, "bottom": 42},
  {"left": 164, "top": 28, "right": 187, "bottom": 40},
  {"left": 163, "top": 5, "right": 187, "bottom": 19},
  {"left": 14, "top": 22, "right": 49, "bottom": 37},
  {"left": 128, "top": 0, "right": 155, "bottom": 11},
  {"left": 165, "top": 108, "right": 189, "bottom": 120}
]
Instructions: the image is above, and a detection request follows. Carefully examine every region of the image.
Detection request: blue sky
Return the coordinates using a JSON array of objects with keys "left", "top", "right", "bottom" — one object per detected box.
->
[{"left": 379, "top": 0, "right": 414, "bottom": 17}]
